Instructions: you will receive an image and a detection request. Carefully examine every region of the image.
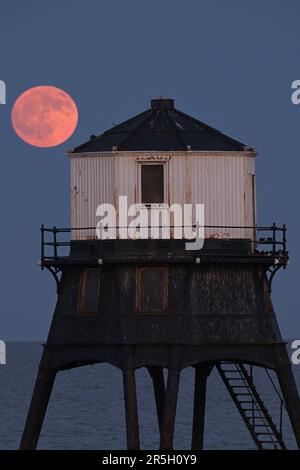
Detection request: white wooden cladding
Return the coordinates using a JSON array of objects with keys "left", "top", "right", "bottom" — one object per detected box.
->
[{"left": 70, "top": 151, "right": 256, "bottom": 240}]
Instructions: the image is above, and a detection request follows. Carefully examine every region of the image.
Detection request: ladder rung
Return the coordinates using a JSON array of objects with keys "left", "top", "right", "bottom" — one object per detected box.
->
[
  {"left": 260, "top": 441, "right": 279, "bottom": 444},
  {"left": 263, "top": 447, "right": 281, "bottom": 450},
  {"left": 231, "top": 385, "right": 250, "bottom": 388},
  {"left": 220, "top": 363, "right": 238, "bottom": 365},
  {"left": 259, "top": 437, "right": 277, "bottom": 441},
  {"left": 241, "top": 399, "right": 264, "bottom": 405},
  {"left": 253, "top": 424, "right": 271, "bottom": 427},
  {"left": 243, "top": 408, "right": 263, "bottom": 412},
  {"left": 226, "top": 378, "right": 245, "bottom": 380},
  {"left": 247, "top": 421, "right": 269, "bottom": 426}
]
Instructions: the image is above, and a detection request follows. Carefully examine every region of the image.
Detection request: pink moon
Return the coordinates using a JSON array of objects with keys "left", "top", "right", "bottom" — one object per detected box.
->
[{"left": 11, "top": 85, "right": 78, "bottom": 148}]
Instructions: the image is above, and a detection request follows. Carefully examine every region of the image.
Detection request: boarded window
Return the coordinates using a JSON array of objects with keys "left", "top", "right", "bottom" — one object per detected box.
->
[
  {"left": 141, "top": 164, "right": 164, "bottom": 204},
  {"left": 79, "top": 269, "right": 101, "bottom": 315},
  {"left": 136, "top": 267, "right": 168, "bottom": 313}
]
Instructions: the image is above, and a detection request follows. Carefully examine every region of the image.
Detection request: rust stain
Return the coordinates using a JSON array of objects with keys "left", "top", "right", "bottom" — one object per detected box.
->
[
  {"left": 209, "top": 232, "right": 220, "bottom": 239},
  {"left": 185, "top": 153, "right": 192, "bottom": 204},
  {"left": 208, "top": 231, "right": 231, "bottom": 239}
]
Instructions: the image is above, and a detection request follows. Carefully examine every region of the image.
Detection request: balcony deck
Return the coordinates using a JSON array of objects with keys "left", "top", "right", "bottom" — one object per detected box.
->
[{"left": 40, "top": 224, "right": 288, "bottom": 268}]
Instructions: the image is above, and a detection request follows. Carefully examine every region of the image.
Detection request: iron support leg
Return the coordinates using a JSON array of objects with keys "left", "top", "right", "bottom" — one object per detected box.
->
[
  {"left": 147, "top": 366, "right": 165, "bottom": 439},
  {"left": 160, "top": 368, "right": 181, "bottom": 450},
  {"left": 20, "top": 368, "right": 57, "bottom": 449},
  {"left": 123, "top": 369, "right": 140, "bottom": 450},
  {"left": 191, "top": 365, "right": 210, "bottom": 450},
  {"left": 276, "top": 362, "right": 300, "bottom": 449}
]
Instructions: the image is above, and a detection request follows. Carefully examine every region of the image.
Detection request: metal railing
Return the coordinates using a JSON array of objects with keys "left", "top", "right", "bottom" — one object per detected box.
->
[{"left": 40, "top": 223, "right": 287, "bottom": 263}]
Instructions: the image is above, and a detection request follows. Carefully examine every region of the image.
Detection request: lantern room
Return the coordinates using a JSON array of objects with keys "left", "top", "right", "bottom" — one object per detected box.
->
[{"left": 69, "top": 97, "right": 256, "bottom": 241}]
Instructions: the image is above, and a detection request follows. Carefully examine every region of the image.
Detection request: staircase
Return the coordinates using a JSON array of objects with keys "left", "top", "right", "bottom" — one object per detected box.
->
[{"left": 216, "top": 362, "right": 286, "bottom": 449}]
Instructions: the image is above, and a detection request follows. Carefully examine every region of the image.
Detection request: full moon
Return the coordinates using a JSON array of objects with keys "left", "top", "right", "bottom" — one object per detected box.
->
[{"left": 11, "top": 85, "right": 78, "bottom": 148}]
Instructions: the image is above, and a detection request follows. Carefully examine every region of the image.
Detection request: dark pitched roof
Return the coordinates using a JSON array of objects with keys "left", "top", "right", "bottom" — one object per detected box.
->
[{"left": 71, "top": 97, "right": 253, "bottom": 153}]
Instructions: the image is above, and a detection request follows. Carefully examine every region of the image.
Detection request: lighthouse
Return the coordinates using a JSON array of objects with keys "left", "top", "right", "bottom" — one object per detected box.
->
[{"left": 21, "top": 97, "right": 300, "bottom": 450}]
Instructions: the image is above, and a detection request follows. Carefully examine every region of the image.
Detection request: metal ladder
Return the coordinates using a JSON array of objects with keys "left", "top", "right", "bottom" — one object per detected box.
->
[{"left": 216, "top": 362, "right": 286, "bottom": 449}]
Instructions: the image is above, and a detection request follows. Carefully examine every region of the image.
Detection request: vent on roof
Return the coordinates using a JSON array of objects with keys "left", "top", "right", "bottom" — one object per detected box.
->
[{"left": 151, "top": 97, "right": 174, "bottom": 111}]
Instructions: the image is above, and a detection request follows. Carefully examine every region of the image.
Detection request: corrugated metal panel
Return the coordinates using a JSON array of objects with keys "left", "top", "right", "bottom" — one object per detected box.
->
[
  {"left": 191, "top": 155, "right": 254, "bottom": 239},
  {"left": 169, "top": 155, "right": 186, "bottom": 206},
  {"left": 114, "top": 155, "right": 136, "bottom": 238},
  {"left": 114, "top": 155, "right": 136, "bottom": 208},
  {"left": 71, "top": 154, "right": 114, "bottom": 239},
  {"left": 70, "top": 152, "right": 256, "bottom": 241},
  {"left": 168, "top": 155, "right": 186, "bottom": 237}
]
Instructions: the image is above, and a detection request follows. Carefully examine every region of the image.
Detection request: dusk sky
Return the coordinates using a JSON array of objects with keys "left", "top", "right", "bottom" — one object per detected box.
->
[{"left": 1, "top": 0, "right": 300, "bottom": 339}]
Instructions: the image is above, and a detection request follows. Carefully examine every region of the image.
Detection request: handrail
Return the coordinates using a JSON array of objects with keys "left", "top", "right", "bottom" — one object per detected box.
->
[
  {"left": 264, "top": 368, "right": 287, "bottom": 438},
  {"left": 41, "top": 224, "right": 286, "bottom": 232},
  {"left": 40, "top": 223, "right": 288, "bottom": 262}
]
